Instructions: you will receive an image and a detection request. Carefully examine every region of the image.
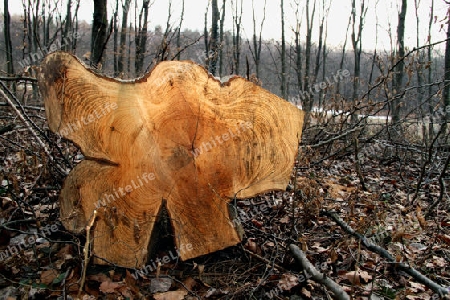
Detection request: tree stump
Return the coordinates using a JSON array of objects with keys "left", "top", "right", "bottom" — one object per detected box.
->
[{"left": 38, "top": 52, "right": 304, "bottom": 268}]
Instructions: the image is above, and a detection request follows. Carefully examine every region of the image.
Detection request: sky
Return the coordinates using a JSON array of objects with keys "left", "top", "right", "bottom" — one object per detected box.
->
[{"left": 2, "top": 0, "right": 448, "bottom": 51}]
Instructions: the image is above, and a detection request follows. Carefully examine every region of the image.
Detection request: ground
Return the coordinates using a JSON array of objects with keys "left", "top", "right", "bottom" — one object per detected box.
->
[{"left": 0, "top": 101, "right": 449, "bottom": 300}]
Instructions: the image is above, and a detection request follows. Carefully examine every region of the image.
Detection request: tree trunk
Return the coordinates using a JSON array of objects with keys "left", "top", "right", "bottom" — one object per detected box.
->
[
  {"left": 232, "top": 0, "right": 242, "bottom": 75},
  {"left": 175, "top": 0, "right": 185, "bottom": 60},
  {"left": 427, "top": 0, "right": 435, "bottom": 140},
  {"left": 135, "top": 0, "right": 150, "bottom": 75},
  {"left": 91, "top": 0, "right": 108, "bottom": 68},
  {"left": 63, "top": 0, "right": 72, "bottom": 51},
  {"left": 443, "top": 3, "right": 450, "bottom": 134},
  {"left": 4, "top": 0, "right": 14, "bottom": 76},
  {"left": 219, "top": 0, "right": 226, "bottom": 76},
  {"left": 118, "top": 0, "right": 132, "bottom": 75},
  {"left": 392, "top": 0, "right": 407, "bottom": 124},
  {"left": 280, "top": 0, "right": 287, "bottom": 100},
  {"left": 39, "top": 52, "right": 305, "bottom": 268},
  {"left": 350, "top": 0, "right": 366, "bottom": 123},
  {"left": 209, "top": 0, "right": 220, "bottom": 75},
  {"left": 303, "top": 0, "right": 316, "bottom": 113},
  {"left": 113, "top": 0, "right": 119, "bottom": 76}
]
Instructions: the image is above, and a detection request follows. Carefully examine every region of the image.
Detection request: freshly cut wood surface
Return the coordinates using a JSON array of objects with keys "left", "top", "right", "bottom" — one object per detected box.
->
[{"left": 39, "top": 51, "right": 304, "bottom": 268}]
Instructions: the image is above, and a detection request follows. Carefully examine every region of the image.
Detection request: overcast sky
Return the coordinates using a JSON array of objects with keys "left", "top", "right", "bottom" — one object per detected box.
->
[{"left": 2, "top": 0, "right": 448, "bottom": 51}]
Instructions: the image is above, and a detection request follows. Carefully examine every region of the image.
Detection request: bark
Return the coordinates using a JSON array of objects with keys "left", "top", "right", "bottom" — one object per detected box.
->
[
  {"left": 251, "top": 0, "right": 265, "bottom": 79},
  {"left": 427, "top": 0, "right": 435, "bottom": 139},
  {"left": 219, "top": 0, "right": 226, "bottom": 76},
  {"left": 232, "top": 0, "right": 243, "bottom": 75},
  {"left": 113, "top": 0, "right": 119, "bottom": 76},
  {"left": 175, "top": 0, "right": 185, "bottom": 60},
  {"left": 209, "top": 0, "right": 220, "bottom": 75},
  {"left": 135, "top": 0, "right": 150, "bottom": 75},
  {"left": 4, "top": 0, "right": 14, "bottom": 75},
  {"left": 91, "top": 0, "right": 108, "bottom": 67},
  {"left": 303, "top": 0, "right": 316, "bottom": 112},
  {"left": 392, "top": 0, "right": 407, "bottom": 124},
  {"left": 118, "top": 0, "right": 132, "bottom": 75},
  {"left": 280, "top": 0, "right": 287, "bottom": 99},
  {"left": 443, "top": 3, "right": 450, "bottom": 133},
  {"left": 350, "top": 0, "right": 366, "bottom": 123},
  {"left": 63, "top": 0, "right": 72, "bottom": 51}
]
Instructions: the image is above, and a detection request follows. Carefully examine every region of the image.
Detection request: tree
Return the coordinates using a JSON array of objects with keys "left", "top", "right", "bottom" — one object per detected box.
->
[
  {"left": 443, "top": 3, "right": 450, "bottom": 134},
  {"left": 135, "top": 0, "right": 150, "bottom": 75},
  {"left": 232, "top": 0, "right": 243, "bottom": 75},
  {"left": 209, "top": 0, "right": 220, "bottom": 75},
  {"left": 118, "top": 0, "right": 132, "bottom": 76},
  {"left": 303, "top": 0, "right": 316, "bottom": 113},
  {"left": 250, "top": 0, "right": 266, "bottom": 79},
  {"left": 392, "top": 0, "right": 407, "bottom": 124},
  {"left": 280, "top": 0, "right": 287, "bottom": 99},
  {"left": 350, "top": 0, "right": 366, "bottom": 122},
  {"left": 219, "top": 0, "right": 226, "bottom": 76},
  {"left": 175, "top": 0, "right": 185, "bottom": 60},
  {"left": 4, "top": 0, "right": 14, "bottom": 76},
  {"left": 91, "top": 0, "right": 108, "bottom": 68}
]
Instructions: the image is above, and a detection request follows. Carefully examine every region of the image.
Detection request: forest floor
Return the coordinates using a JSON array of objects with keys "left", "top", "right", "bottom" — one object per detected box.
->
[{"left": 0, "top": 102, "right": 449, "bottom": 300}]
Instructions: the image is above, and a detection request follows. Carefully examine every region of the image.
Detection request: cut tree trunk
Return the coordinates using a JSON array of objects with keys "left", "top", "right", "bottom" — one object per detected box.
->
[{"left": 38, "top": 51, "right": 304, "bottom": 268}]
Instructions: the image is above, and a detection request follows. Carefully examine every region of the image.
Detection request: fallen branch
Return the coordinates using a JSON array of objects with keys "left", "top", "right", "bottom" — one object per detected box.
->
[
  {"left": 0, "top": 85, "right": 67, "bottom": 176},
  {"left": 321, "top": 210, "right": 449, "bottom": 296},
  {"left": 0, "top": 124, "right": 15, "bottom": 135},
  {"left": 289, "top": 244, "right": 350, "bottom": 300}
]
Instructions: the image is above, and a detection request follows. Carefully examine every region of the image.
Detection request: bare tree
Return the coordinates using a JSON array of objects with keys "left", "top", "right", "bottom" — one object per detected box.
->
[
  {"left": 112, "top": 0, "right": 119, "bottom": 76},
  {"left": 219, "top": 0, "right": 226, "bottom": 76},
  {"left": 118, "top": 0, "right": 132, "bottom": 76},
  {"left": 318, "top": 0, "right": 331, "bottom": 109},
  {"left": 250, "top": 0, "right": 265, "bottom": 79},
  {"left": 427, "top": 0, "right": 435, "bottom": 139},
  {"left": 209, "top": 0, "right": 220, "bottom": 75},
  {"left": 135, "top": 0, "right": 150, "bottom": 75},
  {"left": 175, "top": 0, "right": 185, "bottom": 60},
  {"left": 293, "top": 0, "right": 304, "bottom": 102},
  {"left": 392, "top": 0, "right": 407, "bottom": 124},
  {"left": 303, "top": 0, "right": 316, "bottom": 112},
  {"left": 443, "top": 3, "right": 450, "bottom": 134},
  {"left": 281, "top": 0, "right": 287, "bottom": 99},
  {"left": 91, "top": 0, "right": 108, "bottom": 67},
  {"left": 4, "top": 0, "right": 14, "bottom": 76},
  {"left": 232, "top": 0, "right": 243, "bottom": 75},
  {"left": 350, "top": 0, "right": 366, "bottom": 122}
]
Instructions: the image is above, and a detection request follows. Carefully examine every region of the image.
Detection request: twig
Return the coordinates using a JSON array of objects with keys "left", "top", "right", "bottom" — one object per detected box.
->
[
  {"left": 309, "top": 125, "right": 364, "bottom": 148},
  {"left": 0, "top": 81, "right": 71, "bottom": 174},
  {"left": 354, "top": 137, "right": 367, "bottom": 191},
  {"left": 321, "top": 210, "right": 449, "bottom": 296},
  {"left": 0, "top": 87, "right": 68, "bottom": 175},
  {"left": 0, "top": 124, "right": 15, "bottom": 135},
  {"left": 426, "top": 152, "right": 450, "bottom": 218},
  {"left": 289, "top": 244, "right": 350, "bottom": 300},
  {"left": 78, "top": 209, "right": 97, "bottom": 298},
  {"left": 0, "top": 76, "right": 38, "bottom": 82},
  {"left": 242, "top": 248, "right": 288, "bottom": 273}
]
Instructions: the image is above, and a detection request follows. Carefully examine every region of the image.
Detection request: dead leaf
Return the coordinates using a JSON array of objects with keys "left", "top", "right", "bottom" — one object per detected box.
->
[
  {"left": 40, "top": 269, "right": 59, "bottom": 286},
  {"left": 342, "top": 269, "right": 373, "bottom": 286},
  {"left": 150, "top": 278, "right": 172, "bottom": 294},
  {"left": 278, "top": 274, "right": 299, "bottom": 291},
  {"left": 301, "top": 287, "right": 311, "bottom": 298},
  {"left": 416, "top": 206, "right": 427, "bottom": 229},
  {"left": 153, "top": 290, "right": 188, "bottom": 300},
  {"left": 279, "top": 215, "right": 290, "bottom": 224},
  {"left": 99, "top": 281, "right": 123, "bottom": 293}
]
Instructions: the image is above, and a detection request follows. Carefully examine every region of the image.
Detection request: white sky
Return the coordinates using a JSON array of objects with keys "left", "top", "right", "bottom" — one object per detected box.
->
[{"left": 2, "top": 0, "right": 448, "bottom": 51}]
